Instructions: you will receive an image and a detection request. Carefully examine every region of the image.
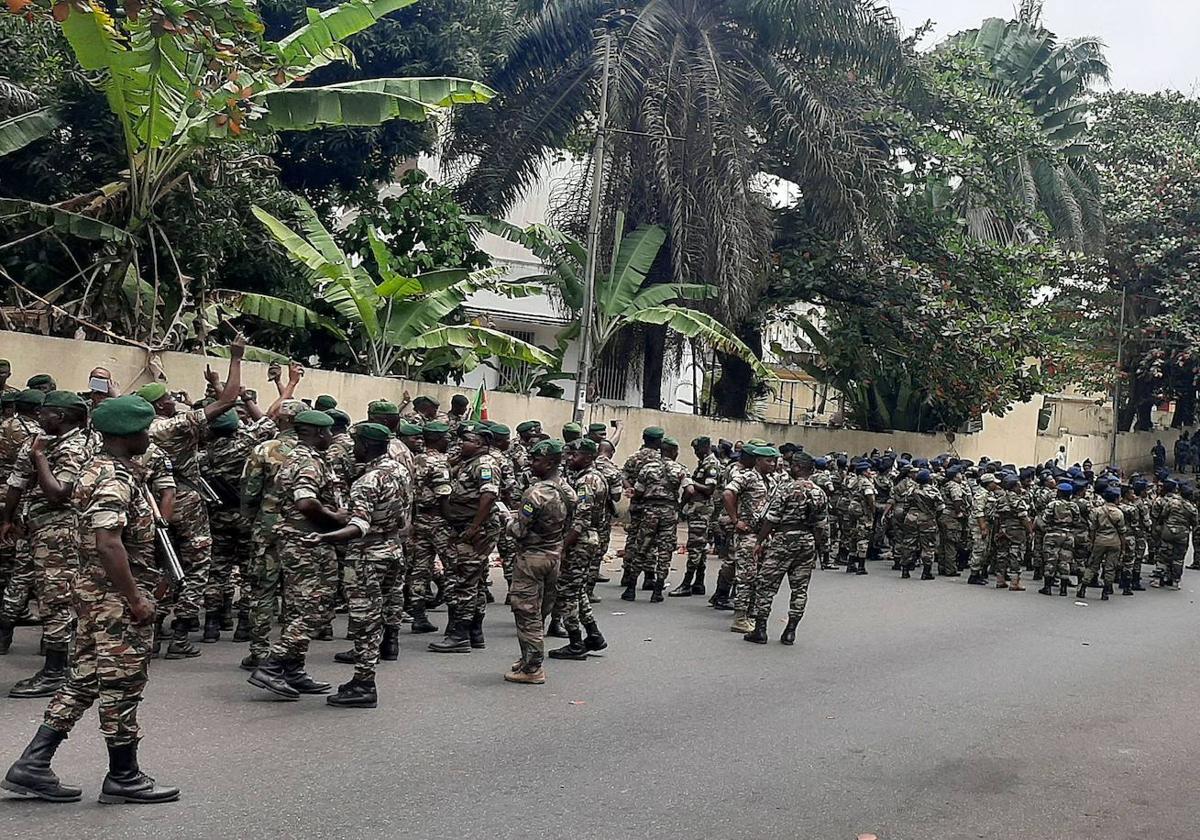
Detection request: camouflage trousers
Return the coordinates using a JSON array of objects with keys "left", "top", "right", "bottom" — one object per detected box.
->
[
  {"left": 847, "top": 513, "right": 873, "bottom": 560},
  {"left": 968, "top": 523, "right": 991, "bottom": 575},
  {"left": 897, "top": 517, "right": 937, "bottom": 570},
  {"left": 716, "top": 522, "right": 736, "bottom": 586},
  {"left": 685, "top": 506, "right": 713, "bottom": 573},
  {"left": 991, "top": 528, "right": 1025, "bottom": 578},
  {"left": 510, "top": 548, "right": 560, "bottom": 657},
  {"left": 409, "top": 511, "right": 449, "bottom": 609},
  {"left": 28, "top": 516, "right": 78, "bottom": 647},
  {"left": 381, "top": 544, "right": 406, "bottom": 630},
  {"left": 732, "top": 532, "right": 761, "bottom": 614},
  {"left": 245, "top": 526, "right": 283, "bottom": 659},
  {"left": 0, "top": 534, "right": 34, "bottom": 623},
  {"left": 444, "top": 521, "right": 499, "bottom": 618},
  {"left": 1132, "top": 534, "right": 1148, "bottom": 573},
  {"left": 552, "top": 538, "right": 596, "bottom": 632},
  {"left": 1083, "top": 540, "right": 1124, "bottom": 586},
  {"left": 622, "top": 503, "right": 645, "bottom": 577},
  {"left": 268, "top": 533, "right": 336, "bottom": 662},
  {"left": 634, "top": 502, "right": 678, "bottom": 580},
  {"left": 206, "top": 506, "right": 252, "bottom": 612},
  {"left": 1042, "top": 531, "right": 1075, "bottom": 579},
  {"left": 44, "top": 589, "right": 154, "bottom": 746},
  {"left": 497, "top": 515, "right": 517, "bottom": 586},
  {"left": 597, "top": 511, "right": 615, "bottom": 560},
  {"left": 1157, "top": 537, "right": 1188, "bottom": 582},
  {"left": 753, "top": 535, "right": 816, "bottom": 620},
  {"left": 937, "top": 516, "right": 965, "bottom": 574},
  {"left": 348, "top": 538, "right": 402, "bottom": 681},
  {"left": 164, "top": 488, "right": 212, "bottom": 621}
]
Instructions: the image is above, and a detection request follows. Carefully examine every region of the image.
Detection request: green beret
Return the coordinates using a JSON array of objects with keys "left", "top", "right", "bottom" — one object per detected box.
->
[
  {"left": 461, "top": 421, "right": 493, "bottom": 440},
  {"left": 352, "top": 422, "right": 392, "bottom": 442},
  {"left": 367, "top": 400, "right": 399, "bottom": 416},
  {"left": 135, "top": 382, "right": 168, "bottom": 403},
  {"left": 794, "top": 451, "right": 815, "bottom": 468},
  {"left": 314, "top": 395, "right": 337, "bottom": 410},
  {"left": 753, "top": 445, "right": 781, "bottom": 457},
  {"left": 295, "top": 409, "right": 334, "bottom": 428},
  {"left": 1, "top": 391, "right": 16, "bottom": 405},
  {"left": 642, "top": 426, "right": 665, "bottom": 440},
  {"left": 26, "top": 374, "right": 55, "bottom": 389},
  {"left": 42, "top": 390, "right": 87, "bottom": 411},
  {"left": 562, "top": 422, "right": 582, "bottom": 434},
  {"left": 516, "top": 420, "right": 541, "bottom": 434},
  {"left": 92, "top": 395, "right": 155, "bottom": 435},
  {"left": 568, "top": 438, "right": 599, "bottom": 454},
  {"left": 692, "top": 436, "right": 711, "bottom": 447},
  {"left": 0, "top": 359, "right": 9, "bottom": 373},
  {"left": 745, "top": 438, "right": 768, "bottom": 447},
  {"left": 397, "top": 422, "right": 423, "bottom": 437},
  {"left": 489, "top": 423, "right": 511, "bottom": 438},
  {"left": 209, "top": 409, "right": 239, "bottom": 432},
  {"left": 531, "top": 438, "right": 564, "bottom": 456},
  {"left": 423, "top": 420, "right": 450, "bottom": 435},
  {"left": 662, "top": 436, "right": 678, "bottom": 447},
  {"left": 587, "top": 423, "right": 607, "bottom": 434},
  {"left": 326, "top": 408, "right": 351, "bottom": 427},
  {"left": 15, "top": 389, "right": 44, "bottom": 406},
  {"left": 412, "top": 395, "right": 438, "bottom": 409}
]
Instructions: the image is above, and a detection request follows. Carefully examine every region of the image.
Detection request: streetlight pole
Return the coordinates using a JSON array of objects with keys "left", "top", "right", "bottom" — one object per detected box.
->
[{"left": 1109, "top": 285, "right": 1127, "bottom": 467}]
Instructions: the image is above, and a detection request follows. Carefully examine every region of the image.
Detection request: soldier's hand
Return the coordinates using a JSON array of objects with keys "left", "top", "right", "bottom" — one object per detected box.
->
[
  {"left": 300, "top": 533, "right": 324, "bottom": 546},
  {"left": 229, "top": 333, "right": 247, "bottom": 360},
  {"left": 402, "top": 389, "right": 411, "bottom": 403},
  {"left": 267, "top": 362, "right": 282, "bottom": 382},
  {"left": 128, "top": 593, "right": 155, "bottom": 625},
  {"left": 288, "top": 361, "right": 304, "bottom": 384},
  {"left": 29, "top": 434, "right": 45, "bottom": 456},
  {"left": 204, "top": 364, "right": 220, "bottom": 386}
]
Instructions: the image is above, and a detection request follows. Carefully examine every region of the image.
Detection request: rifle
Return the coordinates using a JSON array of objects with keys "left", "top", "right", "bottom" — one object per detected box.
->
[{"left": 143, "top": 487, "right": 185, "bottom": 587}]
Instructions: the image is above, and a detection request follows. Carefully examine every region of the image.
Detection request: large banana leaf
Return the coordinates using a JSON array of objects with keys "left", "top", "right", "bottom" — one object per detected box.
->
[
  {"left": 406, "top": 325, "right": 556, "bottom": 366},
  {"left": 626, "top": 306, "right": 776, "bottom": 383},
  {"left": 0, "top": 199, "right": 130, "bottom": 242},
  {"left": 599, "top": 224, "right": 667, "bottom": 317},
  {"left": 627, "top": 283, "right": 715, "bottom": 312},
  {"left": 206, "top": 345, "right": 290, "bottom": 364},
  {"left": 472, "top": 216, "right": 586, "bottom": 304},
  {"left": 275, "top": 0, "right": 418, "bottom": 74},
  {"left": 0, "top": 108, "right": 60, "bottom": 157},
  {"left": 218, "top": 291, "right": 347, "bottom": 339},
  {"left": 255, "top": 77, "right": 494, "bottom": 131},
  {"left": 382, "top": 287, "right": 468, "bottom": 346}
]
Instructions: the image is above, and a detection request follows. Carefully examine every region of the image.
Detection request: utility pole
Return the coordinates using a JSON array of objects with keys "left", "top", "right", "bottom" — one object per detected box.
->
[
  {"left": 1109, "top": 285, "right": 1127, "bottom": 467},
  {"left": 572, "top": 33, "right": 613, "bottom": 424}
]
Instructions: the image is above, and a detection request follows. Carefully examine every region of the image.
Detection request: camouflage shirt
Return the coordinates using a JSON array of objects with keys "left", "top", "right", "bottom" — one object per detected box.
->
[
  {"left": 149, "top": 408, "right": 207, "bottom": 488},
  {"left": 444, "top": 449, "right": 500, "bottom": 524},
  {"left": 274, "top": 442, "right": 338, "bottom": 536},
  {"left": 7, "top": 425, "right": 92, "bottom": 524},
  {"left": 622, "top": 446, "right": 662, "bottom": 490},
  {"left": 74, "top": 452, "right": 158, "bottom": 593},
  {"left": 940, "top": 479, "right": 970, "bottom": 521},
  {"left": 240, "top": 429, "right": 299, "bottom": 527},
  {"left": 510, "top": 473, "right": 577, "bottom": 552},
  {"left": 412, "top": 449, "right": 452, "bottom": 511},
  {"left": 686, "top": 452, "right": 722, "bottom": 514},
  {"left": 594, "top": 454, "right": 624, "bottom": 510},
  {"left": 905, "top": 483, "right": 946, "bottom": 524},
  {"left": 1153, "top": 493, "right": 1197, "bottom": 541},
  {"left": 762, "top": 476, "right": 827, "bottom": 540},
  {"left": 634, "top": 457, "right": 690, "bottom": 506},
  {"left": 725, "top": 466, "right": 771, "bottom": 527},
  {"left": 494, "top": 446, "right": 519, "bottom": 506},
  {"left": 570, "top": 464, "right": 608, "bottom": 543},
  {"left": 1041, "top": 497, "right": 1080, "bottom": 534},
  {"left": 0, "top": 414, "right": 41, "bottom": 482},
  {"left": 205, "top": 420, "right": 275, "bottom": 506},
  {"left": 508, "top": 441, "right": 531, "bottom": 493},
  {"left": 347, "top": 453, "right": 407, "bottom": 543}
]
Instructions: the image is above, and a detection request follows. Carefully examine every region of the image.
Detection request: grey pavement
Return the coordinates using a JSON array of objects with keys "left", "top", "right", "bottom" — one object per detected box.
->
[{"left": 1, "top": 553, "right": 1198, "bottom": 840}]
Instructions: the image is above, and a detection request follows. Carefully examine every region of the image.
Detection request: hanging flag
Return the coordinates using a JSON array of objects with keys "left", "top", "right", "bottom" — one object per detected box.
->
[{"left": 470, "top": 382, "right": 488, "bottom": 421}]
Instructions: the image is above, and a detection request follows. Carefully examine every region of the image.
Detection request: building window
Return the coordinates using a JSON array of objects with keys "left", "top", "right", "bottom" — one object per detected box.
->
[
  {"left": 496, "top": 329, "right": 536, "bottom": 391},
  {"left": 594, "top": 342, "right": 628, "bottom": 401}
]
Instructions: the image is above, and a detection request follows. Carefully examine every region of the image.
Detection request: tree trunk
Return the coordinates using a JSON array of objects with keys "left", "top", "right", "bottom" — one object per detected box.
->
[
  {"left": 1172, "top": 385, "right": 1195, "bottom": 428},
  {"left": 641, "top": 325, "right": 666, "bottom": 410},
  {"left": 712, "top": 322, "right": 764, "bottom": 419}
]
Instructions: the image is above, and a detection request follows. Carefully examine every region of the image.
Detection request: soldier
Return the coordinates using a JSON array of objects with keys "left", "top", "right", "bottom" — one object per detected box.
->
[
  {"left": 1117, "top": 485, "right": 1142, "bottom": 596},
  {"left": 1080, "top": 485, "right": 1127, "bottom": 600},
  {"left": 429, "top": 423, "right": 500, "bottom": 654},
  {"left": 134, "top": 340, "right": 245, "bottom": 657},
  {"left": 303, "top": 423, "right": 407, "bottom": 708},
  {"left": 505, "top": 439, "right": 576, "bottom": 685},
  {"left": 1038, "top": 482, "right": 1079, "bottom": 597},
  {"left": 1151, "top": 479, "right": 1194, "bottom": 590},
  {"left": 403, "top": 394, "right": 440, "bottom": 425},
  {"left": 0, "top": 360, "right": 13, "bottom": 395},
  {"left": 247, "top": 410, "right": 344, "bottom": 700},
  {"left": 712, "top": 446, "right": 753, "bottom": 609},
  {"left": 405, "top": 421, "right": 451, "bottom": 633},
  {"left": 443, "top": 395, "right": 469, "bottom": 461},
  {"left": 991, "top": 474, "right": 1033, "bottom": 591},
  {"left": 364, "top": 400, "right": 415, "bottom": 641},
  {"left": 0, "top": 389, "right": 42, "bottom": 613},
  {"left": 886, "top": 462, "right": 914, "bottom": 571},
  {"left": 626, "top": 436, "right": 689, "bottom": 602},
  {"left": 621, "top": 427, "right": 664, "bottom": 591},
  {"left": 937, "top": 466, "right": 969, "bottom": 576},
  {"left": 722, "top": 443, "right": 776, "bottom": 633},
  {"left": 26, "top": 374, "right": 56, "bottom": 393},
  {"left": 561, "top": 422, "right": 582, "bottom": 445},
  {"left": 745, "top": 451, "right": 826, "bottom": 646},
  {"left": 2, "top": 395, "right": 179, "bottom": 804},
  {"left": 900, "top": 469, "right": 945, "bottom": 581},
  {"left": 1131, "top": 479, "right": 1152, "bottom": 590},
  {"left": 844, "top": 461, "right": 875, "bottom": 576},
  {"left": 0, "top": 391, "right": 91, "bottom": 697},
  {"left": 314, "top": 395, "right": 338, "bottom": 412},
  {"left": 810, "top": 458, "right": 836, "bottom": 569},
  {"left": 672, "top": 436, "right": 721, "bottom": 597},
  {"left": 548, "top": 439, "right": 608, "bottom": 661},
  {"left": 489, "top": 423, "right": 520, "bottom": 611},
  {"left": 966, "top": 474, "right": 1000, "bottom": 585},
  {"left": 0, "top": 391, "right": 14, "bottom": 420},
  {"left": 591, "top": 439, "right": 623, "bottom": 597}
]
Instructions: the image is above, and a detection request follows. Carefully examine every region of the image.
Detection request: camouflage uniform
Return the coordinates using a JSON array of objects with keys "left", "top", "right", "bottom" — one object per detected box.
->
[
  {"left": 442, "top": 450, "right": 501, "bottom": 619},
  {"left": 1152, "top": 493, "right": 1195, "bottom": 584},
  {"left": 968, "top": 482, "right": 995, "bottom": 577},
  {"left": 846, "top": 472, "right": 877, "bottom": 566},
  {"left": 409, "top": 448, "right": 452, "bottom": 611},
  {"left": 345, "top": 453, "right": 407, "bottom": 681},
  {"left": 888, "top": 475, "right": 915, "bottom": 569},
  {"left": 380, "top": 438, "right": 414, "bottom": 630},
  {"left": 1085, "top": 502, "right": 1127, "bottom": 587},
  {"left": 990, "top": 490, "right": 1030, "bottom": 581},
  {"left": 811, "top": 468, "right": 836, "bottom": 567},
  {"left": 0, "top": 413, "right": 40, "bottom": 610},
  {"left": 620, "top": 446, "right": 662, "bottom": 580},
  {"left": 592, "top": 453, "right": 623, "bottom": 576},
  {"left": 3, "top": 427, "right": 92, "bottom": 647},
  {"left": 900, "top": 483, "right": 944, "bottom": 573},
  {"left": 684, "top": 452, "right": 721, "bottom": 575},
  {"left": 494, "top": 447, "right": 520, "bottom": 586},
  {"left": 715, "top": 462, "right": 745, "bottom": 586},
  {"left": 44, "top": 452, "right": 157, "bottom": 745},
  {"left": 632, "top": 456, "right": 689, "bottom": 583},
  {"left": 508, "top": 474, "right": 576, "bottom": 659},
  {"left": 1040, "top": 497, "right": 1080, "bottom": 580},
  {"left": 754, "top": 475, "right": 826, "bottom": 621},
  {"left": 268, "top": 443, "right": 339, "bottom": 664},
  {"left": 937, "top": 478, "right": 969, "bottom": 575},
  {"left": 149, "top": 410, "right": 212, "bottom": 622},
  {"left": 725, "top": 466, "right": 770, "bottom": 614},
  {"left": 552, "top": 464, "right": 605, "bottom": 632}
]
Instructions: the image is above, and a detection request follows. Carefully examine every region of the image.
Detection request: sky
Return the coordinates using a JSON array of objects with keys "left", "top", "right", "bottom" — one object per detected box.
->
[{"left": 890, "top": 0, "right": 1200, "bottom": 94}]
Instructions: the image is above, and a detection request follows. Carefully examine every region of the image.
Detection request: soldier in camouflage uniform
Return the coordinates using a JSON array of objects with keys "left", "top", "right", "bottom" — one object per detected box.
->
[
  {"left": 504, "top": 439, "right": 576, "bottom": 685},
  {"left": 1151, "top": 479, "right": 1194, "bottom": 590},
  {"left": 1131, "top": 479, "right": 1152, "bottom": 590},
  {"left": 304, "top": 423, "right": 408, "bottom": 708},
  {"left": 406, "top": 421, "right": 451, "bottom": 633},
  {"left": 135, "top": 345, "right": 244, "bottom": 658},
  {"left": 489, "top": 423, "right": 520, "bottom": 611},
  {"left": 1038, "top": 482, "right": 1080, "bottom": 597},
  {"left": 402, "top": 394, "right": 440, "bottom": 425},
  {"left": 548, "top": 438, "right": 608, "bottom": 661},
  {"left": 937, "top": 466, "right": 969, "bottom": 576},
  {"left": 621, "top": 427, "right": 664, "bottom": 590},
  {"left": 625, "top": 436, "right": 689, "bottom": 602},
  {"left": 443, "top": 395, "right": 470, "bottom": 462},
  {"left": 1080, "top": 485, "right": 1128, "bottom": 600},
  {"left": 745, "top": 451, "right": 826, "bottom": 646},
  {"left": 991, "top": 475, "right": 1033, "bottom": 591},
  {"left": 429, "top": 423, "right": 500, "bottom": 654},
  {"left": 886, "top": 462, "right": 914, "bottom": 571},
  {"left": 844, "top": 461, "right": 876, "bottom": 576},
  {"left": 723, "top": 444, "right": 776, "bottom": 633},
  {"left": 0, "top": 391, "right": 92, "bottom": 697},
  {"left": 811, "top": 458, "right": 836, "bottom": 569},
  {"left": 671, "top": 436, "right": 721, "bottom": 597},
  {"left": 0, "top": 389, "right": 44, "bottom": 627},
  {"left": 3, "top": 395, "right": 179, "bottom": 805},
  {"left": 1117, "top": 485, "right": 1142, "bottom": 596},
  {"left": 592, "top": 439, "right": 623, "bottom": 596},
  {"left": 899, "top": 469, "right": 945, "bottom": 580},
  {"left": 248, "top": 411, "right": 345, "bottom": 700},
  {"left": 1028, "top": 474, "right": 1056, "bottom": 581},
  {"left": 966, "top": 474, "right": 999, "bottom": 585}
]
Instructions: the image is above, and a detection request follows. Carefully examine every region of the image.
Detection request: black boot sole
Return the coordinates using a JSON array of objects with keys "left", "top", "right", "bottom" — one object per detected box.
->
[
  {"left": 98, "top": 790, "right": 180, "bottom": 805},
  {"left": 246, "top": 674, "right": 300, "bottom": 700},
  {"left": 9, "top": 682, "right": 65, "bottom": 699},
  {"left": 1, "top": 778, "right": 82, "bottom": 802},
  {"left": 326, "top": 698, "right": 378, "bottom": 708},
  {"left": 548, "top": 650, "right": 588, "bottom": 661},
  {"left": 427, "top": 643, "right": 470, "bottom": 653}
]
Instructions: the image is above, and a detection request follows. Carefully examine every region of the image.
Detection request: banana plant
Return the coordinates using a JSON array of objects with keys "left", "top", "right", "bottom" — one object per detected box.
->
[
  {"left": 477, "top": 215, "right": 775, "bottom": 383},
  {"left": 221, "top": 198, "right": 554, "bottom": 377},
  {"left": 1, "top": 0, "right": 493, "bottom": 345}
]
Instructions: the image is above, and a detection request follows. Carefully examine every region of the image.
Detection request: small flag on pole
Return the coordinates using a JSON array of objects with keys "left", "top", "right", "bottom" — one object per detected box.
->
[{"left": 470, "top": 382, "right": 488, "bottom": 421}]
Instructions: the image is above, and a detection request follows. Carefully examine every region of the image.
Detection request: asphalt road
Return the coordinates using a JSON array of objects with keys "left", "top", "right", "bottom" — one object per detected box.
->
[{"left": 1, "top": 552, "right": 1198, "bottom": 840}]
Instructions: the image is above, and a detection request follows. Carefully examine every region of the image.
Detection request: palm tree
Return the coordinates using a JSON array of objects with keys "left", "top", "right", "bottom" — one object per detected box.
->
[
  {"left": 448, "top": 0, "right": 907, "bottom": 325},
  {"left": 937, "top": 0, "right": 1109, "bottom": 251}
]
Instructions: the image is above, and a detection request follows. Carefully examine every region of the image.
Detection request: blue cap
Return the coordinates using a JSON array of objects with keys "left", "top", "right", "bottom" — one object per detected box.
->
[
  {"left": 1057, "top": 482, "right": 1074, "bottom": 494},
  {"left": 915, "top": 469, "right": 931, "bottom": 484}
]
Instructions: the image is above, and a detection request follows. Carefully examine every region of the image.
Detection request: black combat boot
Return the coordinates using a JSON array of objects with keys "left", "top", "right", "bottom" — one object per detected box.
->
[
  {"left": 1, "top": 725, "right": 81, "bottom": 802},
  {"left": 967, "top": 572, "right": 988, "bottom": 586},
  {"left": 201, "top": 611, "right": 221, "bottom": 644},
  {"left": 326, "top": 678, "right": 378, "bottom": 709},
  {"left": 97, "top": 740, "right": 180, "bottom": 804},
  {"left": 1032, "top": 568, "right": 1043, "bottom": 581},
  {"left": 333, "top": 648, "right": 356, "bottom": 664},
  {"left": 620, "top": 580, "right": 637, "bottom": 602},
  {"left": 428, "top": 618, "right": 471, "bottom": 653},
  {"left": 650, "top": 578, "right": 665, "bottom": 603},
  {"left": 232, "top": 610, "right": 251, "bottom": 642},
  {"left": 1038, "top": 576, "right": 1054, "bottom": 596},
  {"left": 247, "top": 658, "right": 301, "bottom": 700},
  {"left": 891, "top": 559, "right": 902, "bottom": 571},
  {"left": 408, "top": 604, "right": 438, "bottom": 634},
  {"left": 1076, "top": 581, "right": 1087, "bottom": 600},
  {"left": 9, "top": 645, "right": 68, "bottom": 698},
  {"left": 1132, "top": 572, "right": 1145, "bottom": 591},
  {"left": 548, "top": 628, "right": 589, "bottom": 660},
  {"left": 220, "top": 595, "right": 236, "bottom": 631},
  {"left": 641, "top": 570, "right": 656, "bottom": 591},
  {"left": 239, "top": 652, "right": 261, "bottom": 671},
  {"left": 900, "top": 567, "right": 911, "bottom": 579},
  {"left": 546, "top": 616, "right": 568, "bottom": 638},
  {"left": 711, "top": 577, "right": 734, "bottom": 610},
  {"left": 921, "top": 563, "right": 935, "bottom": 581},
  {"left": 1059, "top": 579, "right": 1069, "bottom": 596},
  {"left": 780, "top": 615, "right": 801, "bottom": 645},
  {"left": 281, "top": 658, "right": 331, "bottom": 694},
  {"left": 845, "top": 558, "right": 858, "bottom": 574},
  {"left": 184, "top": 616, "right": 200, "bottom": 633},
  {"left": 1121, "top": 573, "right": 1133, "bottom": 596},
  {"left": 1100, "top": 581, "right": 1111, "bottom": 601},
  {"left": 582, "top": 620, "right": 607, "bottom": 653},
  {"left": 691, "top": 566, "right": 706, "bottom": 595},
  {"left": 856, "top": 558, "right": 869, "bottom": 575},
  {"left": 669, "top": 570, "right": 694, "bottom": 597},
  {"left": 469, "top": 613, "right": 486, "bottom": 649},
  {"left": 0, "top": 619, "right": 13, "bottom": 655},
  {"left": 380, "top": 627, "right": 400, "bottom": 661},
  {"left": 743, "top": 617, "right": 768, "bottom": 645},
  {"left": 164, "top": 619, "right": 200, "bottom": 660},
  {"left": 315, "top": 623, "right": 334, "bottom": 641}
]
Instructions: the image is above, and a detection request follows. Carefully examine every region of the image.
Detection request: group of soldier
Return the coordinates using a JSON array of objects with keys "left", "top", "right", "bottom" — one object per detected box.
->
[{"left": 0, "top": 347, "right": 1194, "bottom": 807}]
